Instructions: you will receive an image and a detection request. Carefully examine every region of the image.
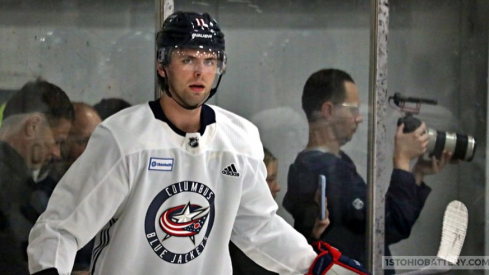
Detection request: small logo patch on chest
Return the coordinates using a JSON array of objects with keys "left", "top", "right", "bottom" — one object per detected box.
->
[
  {"left": 221, "top": 164, "right": 240, "bottom": 177},
  {"left": 188, "top": 137, "right": 199, "bottom": 148},
  {"left": 148, "top": 158, "right": 174, "bottom": 171},
  {"left": 352, "top": 198, "right": 364, "bottom": 210}
]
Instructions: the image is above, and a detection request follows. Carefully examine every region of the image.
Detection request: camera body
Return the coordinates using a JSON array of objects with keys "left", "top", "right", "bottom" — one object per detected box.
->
[
  {"left": 391, "top": 94, "right": 476, "bottom": 162},
  {"left": 397, "top": 114, "right": 422, "bottom": 133}
]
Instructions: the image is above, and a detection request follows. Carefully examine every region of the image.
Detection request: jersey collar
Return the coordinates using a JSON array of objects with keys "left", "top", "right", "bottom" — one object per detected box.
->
[{"left": 148, "top": 99, "right": 216, "bottom": 136}]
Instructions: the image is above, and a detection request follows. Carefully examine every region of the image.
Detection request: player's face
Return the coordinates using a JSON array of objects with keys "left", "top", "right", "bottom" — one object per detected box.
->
[
  {"left": 331, "top": 81, "right": 363, "bottom": 146},
  {"left": 30, "top": 118, "right": 71, "bottom": 170},
  {"left": 164, "top": 48, "right": 218, "bottom": 109},
  {"left": 266, "top": 159, "right": 281, "bottom": 199}
]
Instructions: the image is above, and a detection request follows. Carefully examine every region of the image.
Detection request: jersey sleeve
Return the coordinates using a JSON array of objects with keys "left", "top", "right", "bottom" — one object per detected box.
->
[
  {"left": 27, "top": 125, "right": 130, "bottom": 275},
  {"left": 230, "top": 140, "right": 316, "bottom": 274}
]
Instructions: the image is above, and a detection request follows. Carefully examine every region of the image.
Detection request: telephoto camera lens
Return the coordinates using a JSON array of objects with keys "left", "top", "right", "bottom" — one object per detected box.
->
[
  {"left": 398, "top": 115, "right": 476, "bottom": 162},
  {"left": 426, "top": 129, "right": 476, "bottom": 161}
]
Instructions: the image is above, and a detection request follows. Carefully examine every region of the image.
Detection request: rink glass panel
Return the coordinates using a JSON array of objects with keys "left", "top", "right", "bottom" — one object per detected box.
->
[
  {"left": 1, "top": 0, "right": 488, "bottom": 274},
  {"left": 172, "top": 0, "right": 374, "bottom": 271},
  {"left": 388, "top": 1, "right": 488, "bottom": 275}
]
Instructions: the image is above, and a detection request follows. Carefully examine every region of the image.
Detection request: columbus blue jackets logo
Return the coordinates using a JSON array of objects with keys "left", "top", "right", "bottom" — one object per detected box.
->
[
  {"left": 145, "top": 181, "right": 215, "bottom": 264},
  {"left": 160, "top": 202, "right": 209, "bottom": 244}
]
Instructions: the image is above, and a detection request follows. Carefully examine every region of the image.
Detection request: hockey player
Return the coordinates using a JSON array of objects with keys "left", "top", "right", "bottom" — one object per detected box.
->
[{"left": 27, "top": 11, "right": 369, "bottom": 275}]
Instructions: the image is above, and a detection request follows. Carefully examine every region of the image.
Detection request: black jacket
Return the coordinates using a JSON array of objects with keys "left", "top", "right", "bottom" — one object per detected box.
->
[
  {"left": 0, "top": 141, "right": 37, "bottom": 275},
  {"left": 283, "top": 150, "right": 431, "bottom": 272}
]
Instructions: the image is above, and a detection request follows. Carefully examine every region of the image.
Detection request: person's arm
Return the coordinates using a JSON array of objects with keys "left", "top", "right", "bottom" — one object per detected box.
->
[
  {"left": 387, "top": 123, "right": 430, "bottom": 244},
  {"left": 385, "top": 169, "right": 431, "bottom": 244},
  {"left": 27, "top": 126, "right": 130, "bottom": 275},
  {"left": 387, "top": 123, "right": 452, "bottom": 244},
  {"left": 231, "top": 125, "right": 368, "bottom": 274},
  {"left": 283, "top": 160, "right": 330, "bottom": 244},
  {"left": 231, "top": 154, "right": 317, "bottom": 274},
  {"left": 285, "top": 193, "right": 324, "bottom": 243},
  {"left": 310, "top": 192, "right": 330, "bottom": 242},
  {"left": 412, "top": 151, "right": 453, "bottom": 185}
]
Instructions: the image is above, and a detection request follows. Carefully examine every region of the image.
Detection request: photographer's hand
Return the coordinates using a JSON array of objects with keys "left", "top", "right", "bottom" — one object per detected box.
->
[
  {"left": 412, "top": 151, "right": 453, "bottom": 185},
  {"left": 393, "top": 122, "right": 429, "bottom": 171},
  {"left": 311, "top": 190, "right": 330, "bottom": 241}
]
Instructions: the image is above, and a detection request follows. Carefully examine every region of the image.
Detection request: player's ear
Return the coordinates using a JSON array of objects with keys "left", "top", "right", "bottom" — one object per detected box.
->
[
  {"left": 320, "top": 101, "right": 334, "bottom": 119},
  {"left": 157, "top": 63, "right": 166, "bottom": 78},
  {"left": 24, "top": 114, "right": 43, "bottom": 137}
]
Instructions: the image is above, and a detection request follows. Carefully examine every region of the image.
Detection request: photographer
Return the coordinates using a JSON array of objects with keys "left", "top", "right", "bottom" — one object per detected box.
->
[{"left": 283, "top": 68, "right": 452, "bottom": 274}]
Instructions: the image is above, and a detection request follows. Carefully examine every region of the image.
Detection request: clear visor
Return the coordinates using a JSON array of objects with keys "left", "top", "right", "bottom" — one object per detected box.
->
[{"left": 158, "top": 47, "right": 227, "bottom": 75}]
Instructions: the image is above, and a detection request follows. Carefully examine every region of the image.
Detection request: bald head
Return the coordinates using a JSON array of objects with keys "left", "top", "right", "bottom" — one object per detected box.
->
[{"left": 64, "top": 102, "right": 102, "bottom": 164}]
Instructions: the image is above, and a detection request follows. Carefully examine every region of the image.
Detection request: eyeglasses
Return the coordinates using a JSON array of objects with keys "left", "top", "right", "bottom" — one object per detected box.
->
[{"left": 338, "top": 103, "right": 361, "bottom": 117}]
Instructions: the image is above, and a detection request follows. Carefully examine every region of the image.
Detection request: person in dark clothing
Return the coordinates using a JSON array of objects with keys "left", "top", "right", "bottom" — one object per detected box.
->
[
  {"left": 0, "top": 79, "right": 73, "bottom": 274},
  {"left": 283, "top": 69, "right": 452, "bottom": 274}
]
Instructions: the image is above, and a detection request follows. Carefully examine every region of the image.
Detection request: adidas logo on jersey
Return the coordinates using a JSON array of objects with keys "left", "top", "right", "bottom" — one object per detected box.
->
[{"left": 222, "top": 164, "right": 240, "bottom": 177}]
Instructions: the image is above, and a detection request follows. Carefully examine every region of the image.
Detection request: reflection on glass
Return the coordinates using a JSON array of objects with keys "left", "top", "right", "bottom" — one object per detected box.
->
[
  {"left": 0, "top": 0, "right": 154, "bottom": 103},
  {"left": 0, "top": 1, "right": 153, "bottom": 273},
  {"left": 0, "top": 0, "right": 484, "bottom": 273},
  {"left": 0, "top": 80, "right": 73, "bottom": 273},
  {"left": 389, "top": 0, "right": 488, "bottom": 274},
  {"left": 176, "top": 0, "right": 488, "bottom": 273},
  {"left": 174, "top": 0, "right": 374, "bottom": 271}
]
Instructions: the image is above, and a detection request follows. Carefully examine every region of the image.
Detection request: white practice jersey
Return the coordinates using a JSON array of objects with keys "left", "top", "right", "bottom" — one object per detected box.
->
[{"left": 27, "top": 101, "right": 316, "bottom": 275}]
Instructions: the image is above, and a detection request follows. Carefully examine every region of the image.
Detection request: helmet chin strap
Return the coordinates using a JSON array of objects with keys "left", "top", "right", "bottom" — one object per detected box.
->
[{"left": 205, "top": 73, "right": 223, "bottom": 103}]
